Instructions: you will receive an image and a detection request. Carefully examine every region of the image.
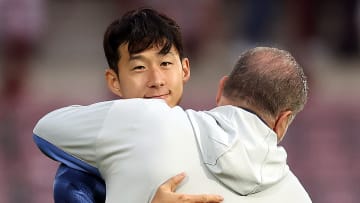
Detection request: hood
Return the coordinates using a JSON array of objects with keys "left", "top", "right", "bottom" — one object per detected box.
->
[{"left": 186, "top": 105, "right": 289, "bottom": 195}]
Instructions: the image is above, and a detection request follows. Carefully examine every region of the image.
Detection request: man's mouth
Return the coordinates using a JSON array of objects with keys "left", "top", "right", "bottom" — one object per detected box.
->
[{"left": 144, "top": 91, "right": 171, "bottom": 99}]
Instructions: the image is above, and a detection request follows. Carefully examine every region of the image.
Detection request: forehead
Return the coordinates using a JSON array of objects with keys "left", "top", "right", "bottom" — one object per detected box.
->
[{"left": 118, "top": 43, "right": 179, "bottom": 60}]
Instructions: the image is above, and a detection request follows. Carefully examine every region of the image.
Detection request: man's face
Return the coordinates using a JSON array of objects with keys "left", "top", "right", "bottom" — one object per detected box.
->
[{"left": 106, "top": 43, "right": 190, "bottom": 107}]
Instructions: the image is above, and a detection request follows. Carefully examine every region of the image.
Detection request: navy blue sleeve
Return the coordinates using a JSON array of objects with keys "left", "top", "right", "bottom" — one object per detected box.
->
[
  {"left": 54, "top": 164, "right": 106, "bottom": 203},
  {"left": 33, "top": 134, "right": 106, "bottom": 202}
]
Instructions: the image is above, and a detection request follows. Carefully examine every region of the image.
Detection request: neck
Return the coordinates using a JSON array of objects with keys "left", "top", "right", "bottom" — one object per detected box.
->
[{"left": 217, "top": 96, "right": 275, "bottom": 129}]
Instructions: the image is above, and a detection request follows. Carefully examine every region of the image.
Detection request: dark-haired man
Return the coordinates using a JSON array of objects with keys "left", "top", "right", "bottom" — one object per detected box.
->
[{"left": 34, "top": 8, "right": 224, "bottom": 203}]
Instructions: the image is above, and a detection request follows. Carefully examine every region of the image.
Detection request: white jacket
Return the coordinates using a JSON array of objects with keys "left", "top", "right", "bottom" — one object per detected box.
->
[{"left": 33, "top": 99, "right": 311, "bottom": 203}]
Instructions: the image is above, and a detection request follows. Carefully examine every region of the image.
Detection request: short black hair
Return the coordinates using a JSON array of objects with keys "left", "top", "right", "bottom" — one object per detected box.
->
[{"left": 103, "top": 8, "right": 184, "bottom": 74}]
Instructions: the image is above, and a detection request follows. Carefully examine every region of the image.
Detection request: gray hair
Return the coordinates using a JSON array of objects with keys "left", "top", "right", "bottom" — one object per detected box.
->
[{"left": 223, "top": 47, "right": 308, "bottom": 119}]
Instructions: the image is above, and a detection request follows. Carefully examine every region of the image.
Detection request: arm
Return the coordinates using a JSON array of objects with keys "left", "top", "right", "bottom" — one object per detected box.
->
[
  {"left": 33, "top": 102, "right": 112, "bottom": 202},
  {"left": 52, "top": 166, "right": 223, "bottom": 203},
  {"left": 33, "top": 134, "right": 105, "bottom": 203},
  {"left": 53, "top": 164, "right": 105, "bottom": 203},
  {"left": 34, "top": 100, "right": 223, "bottom": 203},
  {"left": 33, "top": 101, "right": 112, "bottom": 167}
]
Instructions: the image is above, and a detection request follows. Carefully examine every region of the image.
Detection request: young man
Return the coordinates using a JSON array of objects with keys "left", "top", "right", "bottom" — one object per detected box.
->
[
  {"left": 34, "top": 47, "right": 312, "bottom": 202},
  {"left": 35, "top": 8, "right": 222, "bottom": 203}
]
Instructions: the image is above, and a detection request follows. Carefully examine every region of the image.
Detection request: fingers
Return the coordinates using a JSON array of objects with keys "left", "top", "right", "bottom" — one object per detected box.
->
[
  {"left": 160, "top": 172, "right": 186, "bottom": 192},
  {"left": 153, "top": 173, "right": 224, "bottom": 203},
  {"left": 176, "top": 194, "right": 224, "bottom": 203}
]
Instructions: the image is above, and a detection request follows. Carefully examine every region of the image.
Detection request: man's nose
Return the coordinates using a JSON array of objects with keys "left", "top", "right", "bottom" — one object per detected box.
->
[{"left": 147, "top": 68, "right": 165, "bottom": 88}]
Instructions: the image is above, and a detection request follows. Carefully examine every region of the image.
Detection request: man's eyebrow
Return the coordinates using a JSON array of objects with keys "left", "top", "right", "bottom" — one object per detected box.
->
[
  {"left": 159, "top": 51, "right": 177, "bottom": 57},
  {"left": 129, "top": 54, "right": 145, "bottom": 61},
  {"left": 128, "top": 50, "right": 177, "bottom": 61}
]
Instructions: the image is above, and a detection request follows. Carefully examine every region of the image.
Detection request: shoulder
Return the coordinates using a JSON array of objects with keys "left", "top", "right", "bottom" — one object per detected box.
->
[
  {"left": 33, "top": 100, "right": 114, "bottom": 134},
  {"left": 109, "top": 99, "right": 183, "bottom": 118}
]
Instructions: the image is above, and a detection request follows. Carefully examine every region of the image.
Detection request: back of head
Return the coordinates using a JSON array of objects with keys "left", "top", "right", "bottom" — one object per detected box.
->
[
  {"left": 223, "top": 47, "right": 308, "bottom": 120},
  {"left": 103, "top": 8, "right": 184, "bottom": 73}
]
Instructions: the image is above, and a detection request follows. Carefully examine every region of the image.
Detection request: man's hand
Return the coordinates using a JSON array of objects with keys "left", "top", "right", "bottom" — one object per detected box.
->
[{"left": 151, "top": 173, "right": 224, "bottom": 203}]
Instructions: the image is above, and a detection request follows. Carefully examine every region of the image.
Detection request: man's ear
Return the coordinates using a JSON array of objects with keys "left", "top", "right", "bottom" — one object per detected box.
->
[
  {"left": 105, "top": 68, "right": 122, "bottom": 97},
  {"left": 181, "top": 58, "right": 190, "bottom": 83},
  {"left": 216, "top": 76, "right": 228, "bottom": 105},
  {"left": 273, "top": 110, "right": 293, "bottom": 143}
]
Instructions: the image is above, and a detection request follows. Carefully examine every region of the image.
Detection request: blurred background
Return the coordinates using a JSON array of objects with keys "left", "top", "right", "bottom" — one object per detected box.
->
[{"left": 0, "top": 0, "right": 359, "bottom": 202}]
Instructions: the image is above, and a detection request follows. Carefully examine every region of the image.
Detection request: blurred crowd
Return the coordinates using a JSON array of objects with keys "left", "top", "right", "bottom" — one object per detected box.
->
[{"left": 0, "top": 0, "right": 359, "bottom": 202}]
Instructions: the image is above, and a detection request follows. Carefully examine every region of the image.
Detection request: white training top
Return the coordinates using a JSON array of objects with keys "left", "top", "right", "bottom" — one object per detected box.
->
[{"left": 33, "top": 99, "right": 312, "bottom": 203}]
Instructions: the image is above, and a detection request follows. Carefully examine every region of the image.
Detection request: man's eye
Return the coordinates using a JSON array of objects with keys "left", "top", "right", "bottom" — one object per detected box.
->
[
  {"left": 160, "top": 62, "right": 172, "bottom": 66},
  {"left": 132, "top": 66, "right": 145, "bottom": 70}
]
